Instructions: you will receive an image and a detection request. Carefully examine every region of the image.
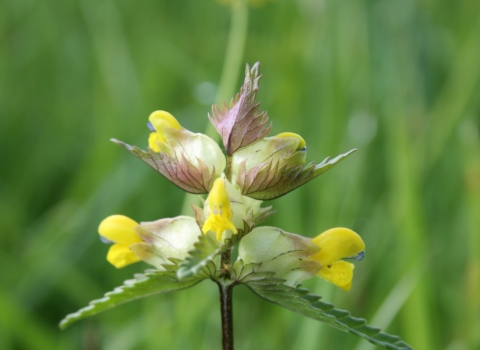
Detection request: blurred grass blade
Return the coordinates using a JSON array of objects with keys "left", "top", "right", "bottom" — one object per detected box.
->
[
  {"left": 354, "top": 265, "right": 423, "bottom": 350},
  {"left": 0, "top": 291, "right": 57, "bottom": 350}
]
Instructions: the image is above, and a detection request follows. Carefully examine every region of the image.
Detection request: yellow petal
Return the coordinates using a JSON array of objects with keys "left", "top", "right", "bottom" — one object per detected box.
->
[
  {"left": 207, "top": 178, "right": 233, "bottom": 217},
  {"left": 107, "top": 243, "right": 141, "bottom": 268},
  {"left": 147, "top": 111, "right": 182, "bottom": 151},
  {"left": 310, "top": 227, "right": 365, "bottom": 266},
  {"left": 149, "top": 110, "right": 182, "bottom": 141},
  {"left": 202, "top": 214, "right": 238, "bottom": 241},
  {"left": 98, "top": 215, "right": 142, "bottom": 246},
  {"left": 275, "top": 132, "right": 306, "bottom": 150},
  {"left": 318, "top": 260, "right": 354, "bottom": 291},
  {"left": 148, "top": 132, "right": 161, "bottom": 152},
  {"left": 202, "top": 178, "right": 237, "bottom": 241}
]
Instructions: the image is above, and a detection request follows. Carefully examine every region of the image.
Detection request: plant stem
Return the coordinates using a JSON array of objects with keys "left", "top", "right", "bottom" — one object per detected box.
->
[
  {"left": 225, "top": 155, "right": 233, "bottom": 182},
  {"left": 221, "top": 248, "right": 232, "bottom": 269},
  {"left": 214, "top": 3, "right": 248, "bottom": 342},
  {"left": 218, "top": 283, "right": 234, "bottom": 350},
  {"left": 179, "top": 2, "right": 248, "bottom": 348}
]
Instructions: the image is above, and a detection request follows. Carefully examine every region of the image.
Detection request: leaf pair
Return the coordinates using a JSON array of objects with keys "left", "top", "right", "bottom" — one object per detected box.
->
[{"left": 60, "top": 254, "right": 412, "bottom": 350}]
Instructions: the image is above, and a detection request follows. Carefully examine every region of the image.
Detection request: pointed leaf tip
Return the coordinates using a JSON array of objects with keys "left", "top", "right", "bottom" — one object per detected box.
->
[
  {"left": 209, "top": 62, "right": 271, "bottom": 155},
  {"left": 245, "top": 275, "right": 412, "bottom": 350},
  {"left": 112, "top": 139, "right": 217, "bottom": 194},
  {"left": 59, "top": 266, "right": 203, "bottom": 329},
  {"left": 237, "top": 148, "right": 357, "bottom": 200}
]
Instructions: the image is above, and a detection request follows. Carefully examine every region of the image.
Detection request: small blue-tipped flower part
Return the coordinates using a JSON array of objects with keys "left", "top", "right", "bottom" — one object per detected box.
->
[
  {"left": 99, "top": 235, "right": 114, "bottom": 244},
  {"left": 347, "top": 250, "right": 365, "bottom": 261},
  {"left": 147, "top": 121, "right": 155, "bottom": 132}
]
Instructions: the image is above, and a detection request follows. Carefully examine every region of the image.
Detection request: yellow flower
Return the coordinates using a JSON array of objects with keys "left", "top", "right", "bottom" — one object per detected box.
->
[
  {"left": 202, "top": 178, "right": 238, "bottom": 241},
  {"left": 310, "top": 228, "right": 365, "bottom": 291},
  {"left": 147, "top": 110, "right": 182, "bottom": 152},
  {"left": 98, "top": 215, "right": 143, "bottom": 268}
]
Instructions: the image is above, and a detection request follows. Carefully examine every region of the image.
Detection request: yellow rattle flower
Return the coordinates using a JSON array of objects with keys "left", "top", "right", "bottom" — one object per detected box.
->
[
  {"left": 147, "top": 110, "right": 182, "bottom": 152},
  {"left": 202, "top": 178, "right": 238, "bottom": 241},
  {"left": 98, "top": 215, "right": 142, "bottom": 268},
  {"left": 310, "top": 228, "right": 365, "bottom": 291}
]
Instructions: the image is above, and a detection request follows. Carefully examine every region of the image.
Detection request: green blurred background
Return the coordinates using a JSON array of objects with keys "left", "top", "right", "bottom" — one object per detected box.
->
[{"left": 1, "top": 0, "right": 480, "bottom": 349}]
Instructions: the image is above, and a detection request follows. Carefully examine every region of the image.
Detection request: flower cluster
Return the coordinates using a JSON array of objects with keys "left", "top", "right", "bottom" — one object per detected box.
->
[{"left": 101, "top": 63, "right": 363, "bottom": 290}]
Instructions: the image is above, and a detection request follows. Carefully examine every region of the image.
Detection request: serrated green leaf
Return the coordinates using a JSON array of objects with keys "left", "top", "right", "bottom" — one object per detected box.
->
[
  {"left": 176, "top": 224, "right": 252, "bottom": 280},
  {"left": 176, "top": 232, "right": 223, "bottom": 280},
  {"left": 59, "top": 265, "right": 202, "bottom": 330},
  {"left": 246, "top": 274, "right": 412, "bottom": 350},
  {"left": 209, "top": 62, "right": 271, "bottom": 155}
]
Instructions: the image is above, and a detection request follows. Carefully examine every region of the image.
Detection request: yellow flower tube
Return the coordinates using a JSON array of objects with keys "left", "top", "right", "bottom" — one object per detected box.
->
[{"left": 202, "top": 178, "right": 238, "bottom": 241}]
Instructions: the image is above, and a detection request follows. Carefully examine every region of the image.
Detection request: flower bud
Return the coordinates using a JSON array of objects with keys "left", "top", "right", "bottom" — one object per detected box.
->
[
  {"left": 231, "top": 132, "right": 307, "bottom": 179},
  {"left": 233, "top": 143, "right": 356, "bottom": 200}
]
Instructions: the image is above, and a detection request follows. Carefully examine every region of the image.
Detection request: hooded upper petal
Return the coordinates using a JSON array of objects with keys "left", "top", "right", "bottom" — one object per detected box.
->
[{"left": 310, "top": 227, "right": 365, "bottom": 265}]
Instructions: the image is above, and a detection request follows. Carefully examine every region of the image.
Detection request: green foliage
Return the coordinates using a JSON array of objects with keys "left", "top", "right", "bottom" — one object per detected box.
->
[
  {"left": 176, "top": 232, "right": 224, "bottom": 279},
  {"left": 59, "top": 263, "right": 203, "bottom": 330},
  {"left": 2, "top": 0, "right": 480, "bottom": 349},
  {"left": 246, "top": 275, "right": 412, "bottom": 350}
]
